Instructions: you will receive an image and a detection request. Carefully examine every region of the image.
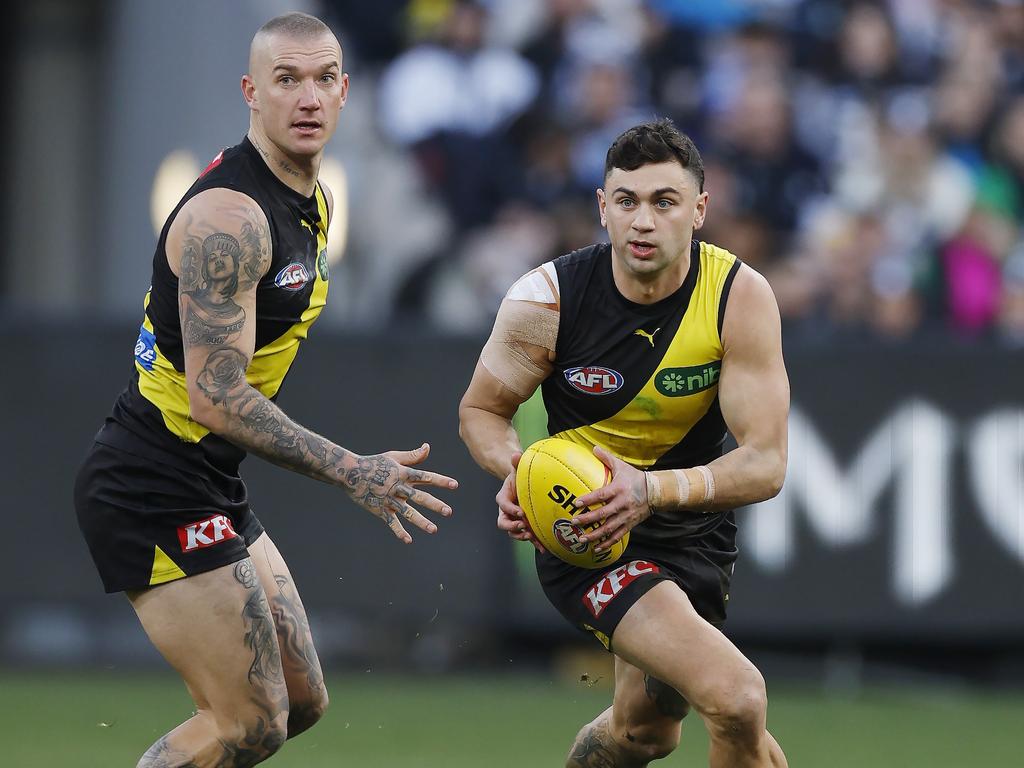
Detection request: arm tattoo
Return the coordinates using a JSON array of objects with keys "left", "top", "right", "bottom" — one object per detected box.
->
[
  {"left": 179, "top": 231, "right": 247, "bottom": 347},
  {"left": 239, "top": 218, "right": 269, "bottom": 287},
  {"left": 196, "top": 348, "right": 249, "bottom": 405}
]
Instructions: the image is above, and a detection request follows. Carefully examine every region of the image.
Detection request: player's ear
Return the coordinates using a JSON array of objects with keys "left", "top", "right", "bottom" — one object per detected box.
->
[
  {"left": 596, "top": 187, "right": 607, "bottom": 228},
  {"left": 693, "top": 190, "right": 708, "bottom": 231},
  {"left": 241, "top": 74, "right": 257, "bottom": 107}
]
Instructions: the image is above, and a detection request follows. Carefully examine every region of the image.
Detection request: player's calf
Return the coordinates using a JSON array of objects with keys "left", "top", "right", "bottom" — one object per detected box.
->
[
  {"left": 137, "top": 704, "right": 287, "bottom": 768},
  {"left": 567, "top": 710, "right": 679, "bottom": 768}
]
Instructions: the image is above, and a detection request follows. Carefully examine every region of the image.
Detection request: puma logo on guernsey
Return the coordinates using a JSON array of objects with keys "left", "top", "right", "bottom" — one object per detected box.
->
[
  {"left": 634, "top": 327, "right": 660, "bottom": 347},
  {"left": 300, "top": 219, "right": 315, "bottom": 235}
]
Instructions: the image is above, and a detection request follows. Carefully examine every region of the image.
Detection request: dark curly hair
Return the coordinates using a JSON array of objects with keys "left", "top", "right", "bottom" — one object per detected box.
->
[{"left": 604, "top": 118, "right": 704, "bottom": 192}]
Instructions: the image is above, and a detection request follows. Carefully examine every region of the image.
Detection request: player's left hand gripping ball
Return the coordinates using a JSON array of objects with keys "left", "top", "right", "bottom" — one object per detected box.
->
[{"left": 515, "top": 438, "right": 628, "bottom": 568}]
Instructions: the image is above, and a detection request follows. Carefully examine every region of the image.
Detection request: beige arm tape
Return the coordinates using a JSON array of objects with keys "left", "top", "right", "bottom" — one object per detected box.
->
[
  {"left": 480, "top": 298, "right": 559, "bottom": 397},
  {"left": 645, "top": 466, "right": 716, "bottom": 513}
]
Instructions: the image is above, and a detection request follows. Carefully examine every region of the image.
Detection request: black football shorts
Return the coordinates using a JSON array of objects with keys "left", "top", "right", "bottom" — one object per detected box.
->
[
  {"left": 74, "top": 440, "right": 264, "bottom": 593},
  {"left": 536, "top": 521, "right": 738, "bottom": 651}
]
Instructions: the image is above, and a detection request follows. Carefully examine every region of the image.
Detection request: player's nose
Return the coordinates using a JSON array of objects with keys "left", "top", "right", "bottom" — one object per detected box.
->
[
  {"left": 632, "top": 205, "right": 655, "bottom": 231},
  {"left": 297, "top": 80, "right": 321, "bottom": 108}
]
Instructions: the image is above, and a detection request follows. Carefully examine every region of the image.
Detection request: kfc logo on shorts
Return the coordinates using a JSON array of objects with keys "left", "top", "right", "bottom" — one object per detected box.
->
[
  {"left": 275, "top": 262, "right": 311, "bottom": 291},
  {"left": 553, "top": 518, "right": 589, "bottom": 555},
  {"left": 178, "top": 514, "right": 239, "bottom": 552},
  {"left": 583, "top": 560, "right": 660, "bottom": 619}
]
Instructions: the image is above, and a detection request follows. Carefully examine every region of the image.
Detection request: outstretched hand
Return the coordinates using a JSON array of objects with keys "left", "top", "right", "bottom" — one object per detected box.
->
[
  {"left": 344, "top": 443, "right": 458, "bottom": 543},
  {"left": 573, "top": 446, "right": 651, "bottom": 553},
  {"left": 495, "top": 451, "right": 546, "bottom": 553}
]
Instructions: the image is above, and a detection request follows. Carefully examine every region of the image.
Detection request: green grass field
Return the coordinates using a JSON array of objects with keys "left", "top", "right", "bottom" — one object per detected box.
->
[{"left": 3, "top": 671, "right": 1022, "bottom": 767}]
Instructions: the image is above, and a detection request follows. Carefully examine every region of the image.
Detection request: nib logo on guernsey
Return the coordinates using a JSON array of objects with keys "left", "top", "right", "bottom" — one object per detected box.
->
[
  {"left": 178, "top": 514, "right": 239, "bottom": 552},
  {"left": 583, "top": 560, "right": 660, "bottom": 618},
  {"left": 655, "top": 361, "right": 721, "bottom": 397}
]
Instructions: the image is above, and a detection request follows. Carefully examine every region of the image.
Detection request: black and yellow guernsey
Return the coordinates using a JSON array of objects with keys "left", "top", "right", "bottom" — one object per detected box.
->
[
  {"left": 97, "top": 137, "right": 330, "bottom": 478},
  {"left": 542, "top": 240, "right": 740, "bottom": 545}
]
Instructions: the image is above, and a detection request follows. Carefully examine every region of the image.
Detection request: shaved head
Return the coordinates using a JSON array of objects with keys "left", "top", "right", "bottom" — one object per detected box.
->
[{"left": 249, "top": 12, "right": 339, "bottom": 74}]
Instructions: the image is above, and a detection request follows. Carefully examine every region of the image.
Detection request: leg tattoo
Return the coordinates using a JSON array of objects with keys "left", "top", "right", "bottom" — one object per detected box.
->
[
  {"left": 235, "top": 562, "right": 285, "bottom": 689},
  {"left": 138, "top": 735, "right": 200, "bottom": 768},
  {"left": 567, "top": 716, "right": 655, "bottom": 768},
  {"left": 268, "top": 574, "right": 323, "bottom": 692}
]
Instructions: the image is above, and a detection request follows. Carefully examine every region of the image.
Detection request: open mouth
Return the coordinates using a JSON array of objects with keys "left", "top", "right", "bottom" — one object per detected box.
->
[
  {"left": 292, "top": 121, "right": 322, "bottom": 133},
  {"left": 629, "top": 241, "right": 656, "bottom": 257}
]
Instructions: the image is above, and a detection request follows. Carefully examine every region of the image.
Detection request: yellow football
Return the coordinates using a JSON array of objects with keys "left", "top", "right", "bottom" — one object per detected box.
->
[{"left": 516, "top": 437, "right": 628, "bottom": 569}]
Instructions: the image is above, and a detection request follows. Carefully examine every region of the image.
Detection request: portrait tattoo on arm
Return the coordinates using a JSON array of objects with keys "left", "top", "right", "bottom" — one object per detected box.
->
[{"left": 180, "top": 231, "right": 247, "bottom": 347}]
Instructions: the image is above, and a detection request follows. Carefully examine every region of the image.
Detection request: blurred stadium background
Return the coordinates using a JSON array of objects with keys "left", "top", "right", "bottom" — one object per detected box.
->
[{"left": 2, "top": 0, "right": 1023, "bottom": 765}]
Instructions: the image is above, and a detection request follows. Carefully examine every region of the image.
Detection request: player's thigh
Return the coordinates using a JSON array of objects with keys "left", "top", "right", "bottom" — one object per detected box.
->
[
  {"left": 611, "top": 581, "right": 766, "bottom": 720},
  {"left": 247, "top": 533, "right": 325, "bottom": 700},
  {"left": 129, "top": 557, "right": 289, "bottom": 720}
]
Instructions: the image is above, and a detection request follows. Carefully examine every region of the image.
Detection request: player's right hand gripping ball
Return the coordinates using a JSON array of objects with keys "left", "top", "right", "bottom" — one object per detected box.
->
[{"left": 516, "top": 438, "right": 628, "bottom": 568}]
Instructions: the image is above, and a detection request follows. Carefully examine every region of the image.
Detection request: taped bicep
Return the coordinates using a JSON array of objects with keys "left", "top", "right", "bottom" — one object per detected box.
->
[{"left": 479, "top": 264, "right": 560, "bottom": 398}]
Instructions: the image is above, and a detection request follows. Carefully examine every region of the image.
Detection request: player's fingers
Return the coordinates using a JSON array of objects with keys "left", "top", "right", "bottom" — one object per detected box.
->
[
  {"left": 497, "top": 513, "right": 521, "bottom": 532},
  {"left": 594, "top": 525, "right": 627, "bottom": 553},
  {"left": 496, "top": 493, "right": 525, "bottom": 518},
  {"left": 403, "top": 487, "right": 453, "bottom": 518},
  {"left": 386, "top": 443, "right": 431, "bottom": 466},
  {"left": 383, "top": 511, "right": 413, "bottom": 544},
  {"left": 398, "top": 501, "right": 438, "bottom": 534},
  {"left": 574, "top": 485, "right": 615, "bottom": 509},
  {"left": 406, "top": 467, "right": 459, "bottom": 489},
  {"left": 592, "top": 445, "right": 620, "bottom": 472},
  {"left": 579, "top": 512, "right": 623, "bottom": 543},
  {"left": 574, "top": 500, "right": 621, "bottom": 527}
]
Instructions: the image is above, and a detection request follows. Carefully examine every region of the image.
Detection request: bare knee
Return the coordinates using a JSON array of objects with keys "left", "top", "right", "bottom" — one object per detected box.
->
[
  {"left": 701, "top": 671, "right": 768, "bottom": 749},
  {"left": 219, "top": 706, "right": 289, "bottom": 764},
  {"left": 621, "top": 720, "right": 682, "bottom": 762},
  {"left": 287, "top": 684, "right": 329, "bottom": 738}
]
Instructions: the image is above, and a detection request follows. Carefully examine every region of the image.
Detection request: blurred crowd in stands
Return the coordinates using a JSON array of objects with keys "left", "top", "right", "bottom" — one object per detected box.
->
[{"left": 325, "top": 0, "right": 1024, "bottom": 345}]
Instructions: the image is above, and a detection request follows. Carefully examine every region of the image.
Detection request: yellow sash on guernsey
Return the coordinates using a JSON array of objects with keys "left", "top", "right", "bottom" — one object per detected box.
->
[{"left": 555, "top": 242, "right": 737, "bottom": 467}]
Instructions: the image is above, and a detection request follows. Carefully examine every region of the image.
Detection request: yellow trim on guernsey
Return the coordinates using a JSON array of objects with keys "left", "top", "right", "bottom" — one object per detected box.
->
[
  {"left": 136, "top": 186, "right": 331, "bottom": 443},
  {"left": 149, "top": 545, "right": 186, "bottom": 586},
  {"left": 555, "top": 242, "right": 737, "bottom": 467}
]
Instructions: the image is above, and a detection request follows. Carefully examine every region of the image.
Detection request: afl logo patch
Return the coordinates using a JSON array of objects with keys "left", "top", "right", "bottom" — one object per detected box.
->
[
  {"left": 553, "top": 519, "right": 589, "bottom": 555},
  {"left": 565, "top": 366, "right": 624, "bottom": 395},
  {"left": 275, "top": 263, "right": 311, "bottom": 291}
]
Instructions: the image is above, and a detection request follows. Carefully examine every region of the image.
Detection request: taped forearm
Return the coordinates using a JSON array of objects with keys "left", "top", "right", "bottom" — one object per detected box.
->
[{"left": 645, "top": 466, "right": 716, "bottom": 513}]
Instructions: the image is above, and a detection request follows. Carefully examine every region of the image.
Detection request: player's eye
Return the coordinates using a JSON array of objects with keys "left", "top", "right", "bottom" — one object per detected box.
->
[
  {"left": 618, "top": 198, "right": 635, "bottom": 209},
  {"left": 321, "top": 73, "right": 336, "bottom": 83},
  {"left": 657, "top": 199, "right": 673, "bottom": 209},
  {"left": 279, "top": 75, "right": 296, "bottom": 85}
]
